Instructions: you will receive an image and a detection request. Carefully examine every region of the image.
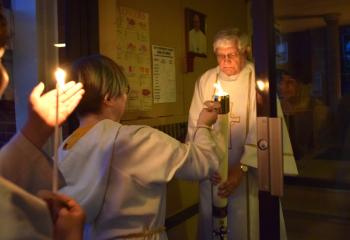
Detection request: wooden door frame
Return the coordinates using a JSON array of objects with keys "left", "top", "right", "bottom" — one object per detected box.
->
[{"left": 251, "top": 0, "right": 280, "bottom": 239}]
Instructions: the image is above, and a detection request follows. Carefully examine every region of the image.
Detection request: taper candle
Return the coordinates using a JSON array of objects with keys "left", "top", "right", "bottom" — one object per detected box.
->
[
  {"left": 212, "top": 80, "right": 230, "bottom": 240},
  {"left": 53, "top": 68, "right": 66, "bottom": 192}
]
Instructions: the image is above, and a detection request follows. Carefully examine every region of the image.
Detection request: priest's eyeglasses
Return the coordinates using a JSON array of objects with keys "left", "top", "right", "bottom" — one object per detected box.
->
[{"left": 216, "top": 52, "right": 240, "bottom": 62}]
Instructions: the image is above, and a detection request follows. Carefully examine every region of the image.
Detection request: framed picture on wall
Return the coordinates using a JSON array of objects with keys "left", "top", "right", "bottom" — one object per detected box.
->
[{"left": 185, "top": 8, "right": 207, "bottom": 57}]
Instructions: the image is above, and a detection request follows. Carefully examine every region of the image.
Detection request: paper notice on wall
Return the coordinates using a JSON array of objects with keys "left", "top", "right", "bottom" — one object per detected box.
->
[
  {"left": 115, "top": 6, "right": 152, "bottom": 111},
  {"left": 152, "top": 45, "right": 176, "bottom": 103}
]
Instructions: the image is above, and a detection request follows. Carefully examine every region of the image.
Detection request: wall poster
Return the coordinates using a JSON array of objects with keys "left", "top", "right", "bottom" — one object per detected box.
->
[
  {"left": 152, "top": 45, "right": 176, "bottom": 104},
  {"left": 115, "top": 6, "right": 152, "bottom": 111}
]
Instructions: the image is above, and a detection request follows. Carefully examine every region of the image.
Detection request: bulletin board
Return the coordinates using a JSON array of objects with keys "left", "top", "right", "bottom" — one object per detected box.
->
[{"left": 99, "top": 1, "right": 186, "bottom": 122}]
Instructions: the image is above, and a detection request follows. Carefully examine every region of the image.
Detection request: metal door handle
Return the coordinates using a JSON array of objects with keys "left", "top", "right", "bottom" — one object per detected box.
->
[{"left": 257, "top": 117, "right": 283, "bottom": 196}]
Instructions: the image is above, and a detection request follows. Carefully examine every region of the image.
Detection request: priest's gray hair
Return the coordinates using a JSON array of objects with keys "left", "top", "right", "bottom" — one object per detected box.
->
[{"left": 213, "top": 28, "right": 250, "bottom": 54}]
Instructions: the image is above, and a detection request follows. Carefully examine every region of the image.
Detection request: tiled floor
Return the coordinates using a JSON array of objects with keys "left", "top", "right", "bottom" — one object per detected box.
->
[
  {"left": 284, "top": 209, "right": 350, "bottom": 240},
  {"left": 282, "top": 156, "right": 350, "bottom": 240}
]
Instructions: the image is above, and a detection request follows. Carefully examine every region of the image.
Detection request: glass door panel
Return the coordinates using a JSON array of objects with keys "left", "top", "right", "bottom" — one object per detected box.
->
[{"left": 274, "top": 0, "right": 350, "bottom": 239}]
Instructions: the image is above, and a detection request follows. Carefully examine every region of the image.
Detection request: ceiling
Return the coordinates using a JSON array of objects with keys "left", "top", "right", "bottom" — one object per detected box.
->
[{"left": 274, "top": 0, "right": 350, "bottom": 32}]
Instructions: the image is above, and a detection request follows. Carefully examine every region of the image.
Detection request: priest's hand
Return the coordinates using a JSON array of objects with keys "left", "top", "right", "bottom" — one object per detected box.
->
[
  {"left": 197, "top": 101, "right": 220, "bottom": 127},
  {"left": 21, "top": 81, "right": 84, "bottom": 148},
  {"left": 211, "top": 163, "right": 244, "bottom": 198}
]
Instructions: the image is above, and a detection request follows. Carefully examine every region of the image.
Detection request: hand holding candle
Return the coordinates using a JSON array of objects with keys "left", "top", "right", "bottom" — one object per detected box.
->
[
  {"left": 27, "top": 81, "right": 84, "bottom": 127},
  {"left": 21, "top": 76, "right": 84, "bottom": 150},
  {"left": 197, "top": 101, "right": 221, "bottom": 127}
]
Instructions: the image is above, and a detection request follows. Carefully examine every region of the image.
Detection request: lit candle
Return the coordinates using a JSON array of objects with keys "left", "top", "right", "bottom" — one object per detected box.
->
[
  {"left": 53, "top": 67, "right": 66, "bottom": 192},
  {"left": 212, "top": 80, "right": 229, "bottom": 239}
]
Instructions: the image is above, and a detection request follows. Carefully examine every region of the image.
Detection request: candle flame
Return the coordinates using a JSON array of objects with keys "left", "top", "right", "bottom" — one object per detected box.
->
[
  {"left": 256, "top": 79, "right": 269, "bottom": 92},
  {"left": 214, "top": 81, "right": 228, "bottom": 96},
  {"left": 55, "top": 68, "right": 66, "bottom": 89},
  {"left": 257, "top": 80, "right": 265, "bottom": 91}
]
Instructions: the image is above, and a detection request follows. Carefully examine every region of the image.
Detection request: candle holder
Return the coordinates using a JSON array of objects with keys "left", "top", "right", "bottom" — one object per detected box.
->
[{"left": 213, "top": 94, "right": 229, "bottom": 114}]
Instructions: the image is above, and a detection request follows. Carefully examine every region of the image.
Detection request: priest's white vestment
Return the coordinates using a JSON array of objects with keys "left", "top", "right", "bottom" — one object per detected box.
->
[{"left": 187, "top": 63, "right": 298, "bottom": 240}]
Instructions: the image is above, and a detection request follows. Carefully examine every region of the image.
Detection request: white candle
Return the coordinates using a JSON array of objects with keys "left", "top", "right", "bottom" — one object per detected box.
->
[
  {"left": 53, "top": 68, "right": 66, "bottom": 192},
  {"left": 212, "top": 80, "right": 229, "bottom": 239}
]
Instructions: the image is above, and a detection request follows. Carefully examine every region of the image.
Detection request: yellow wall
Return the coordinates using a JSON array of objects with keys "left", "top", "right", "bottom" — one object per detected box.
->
[
  {"left": 99, "top": 0, "right": 248, "bottom": 124},
  {"left": 99, "top": 1, "right": 248, "bottom": 238}
]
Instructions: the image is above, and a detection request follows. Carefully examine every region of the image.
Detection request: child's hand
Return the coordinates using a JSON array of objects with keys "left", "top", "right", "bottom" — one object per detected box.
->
[{"left": 197, "top": 101, "right": 221, "bottom": 127}]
